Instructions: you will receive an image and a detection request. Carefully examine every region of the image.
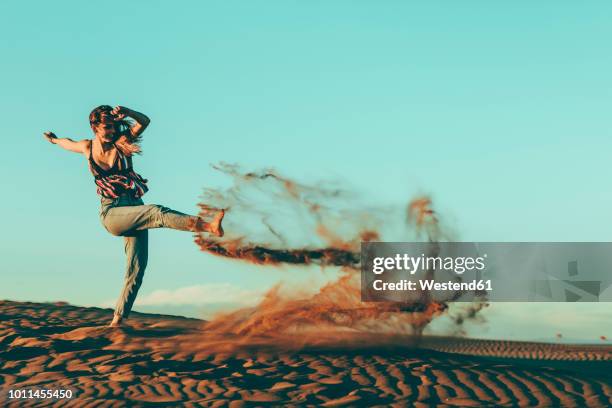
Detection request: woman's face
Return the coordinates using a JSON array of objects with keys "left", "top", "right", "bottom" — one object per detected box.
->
[{"left": 93, "top": 113, "right": 117, "bottom": 142}]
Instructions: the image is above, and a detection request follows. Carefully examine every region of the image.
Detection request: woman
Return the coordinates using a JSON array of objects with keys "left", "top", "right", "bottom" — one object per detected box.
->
[{"left": 44, "top": 105, "right": 224, "bottom": 327}]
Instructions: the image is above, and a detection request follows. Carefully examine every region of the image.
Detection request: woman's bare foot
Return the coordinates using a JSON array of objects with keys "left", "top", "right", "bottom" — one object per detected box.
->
[
  {"left": 208, "top": 209, "right": 225, "bottom": 237},
  {"left": 193, "top": 209, "right": 225, "bottom": 236},
  {"left": 109, "top": 315, "right": 123, "bottom": 327}
]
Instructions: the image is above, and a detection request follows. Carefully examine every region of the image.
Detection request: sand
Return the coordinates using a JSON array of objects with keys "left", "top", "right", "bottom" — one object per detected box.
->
[{"left": 0, "top": 300, "right": 610, "bottom": 407}]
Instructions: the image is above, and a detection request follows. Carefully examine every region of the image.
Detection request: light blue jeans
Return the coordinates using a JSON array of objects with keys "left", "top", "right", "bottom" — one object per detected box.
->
[{"left": 100, "top": 194, "right": 201, "bottom": 319}]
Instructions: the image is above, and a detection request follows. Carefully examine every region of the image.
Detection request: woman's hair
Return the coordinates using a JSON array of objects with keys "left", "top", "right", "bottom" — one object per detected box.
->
[{"left": 89, "top": 105, "right": 142, "bottom": 156}]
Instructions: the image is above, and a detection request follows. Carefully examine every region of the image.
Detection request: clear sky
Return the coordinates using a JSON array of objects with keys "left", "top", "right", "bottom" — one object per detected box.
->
[{"left": 1, "top": 1, "right": 610, "bottom": 341}]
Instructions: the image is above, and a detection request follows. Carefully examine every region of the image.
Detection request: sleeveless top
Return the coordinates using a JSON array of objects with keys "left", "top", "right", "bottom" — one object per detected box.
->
[{"left": 87, "top": 141, "right": 149, "bottom": 199}]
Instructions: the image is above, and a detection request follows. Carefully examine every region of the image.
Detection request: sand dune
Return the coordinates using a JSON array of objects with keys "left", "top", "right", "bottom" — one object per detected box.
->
[{"left": 0, "top": 300, "right": 610, "bottom": 407}]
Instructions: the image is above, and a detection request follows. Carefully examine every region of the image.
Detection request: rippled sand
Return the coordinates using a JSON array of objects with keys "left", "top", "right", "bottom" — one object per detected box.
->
[{"left": 0, "top": 300, "right": 610, "bottom": 407}]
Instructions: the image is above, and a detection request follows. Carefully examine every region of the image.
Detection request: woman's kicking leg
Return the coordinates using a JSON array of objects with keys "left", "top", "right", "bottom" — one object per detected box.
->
[{"left": 103, "top": 204, "right": 224, "bottom": 237}]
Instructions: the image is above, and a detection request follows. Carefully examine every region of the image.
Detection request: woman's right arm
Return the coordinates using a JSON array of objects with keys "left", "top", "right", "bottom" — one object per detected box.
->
[{"left": 44, "top": 131, "right": 89, "bottom": 154}]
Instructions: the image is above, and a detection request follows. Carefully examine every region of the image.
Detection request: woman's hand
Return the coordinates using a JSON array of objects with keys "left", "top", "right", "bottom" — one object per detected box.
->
[
  {"left": 112, "top": 106, "right": 150, "bottom": 137},
  {"left": 111, "top": 106, "right": 130, "bottom": 120},
  {"left": 44, "top": 131, "right": 58, "bottom": 144}
]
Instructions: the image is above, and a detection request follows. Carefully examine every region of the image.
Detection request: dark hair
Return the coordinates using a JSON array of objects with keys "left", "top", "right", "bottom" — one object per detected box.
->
[{"left": 89, "top": 105, "right": 142, "bottom": 156}]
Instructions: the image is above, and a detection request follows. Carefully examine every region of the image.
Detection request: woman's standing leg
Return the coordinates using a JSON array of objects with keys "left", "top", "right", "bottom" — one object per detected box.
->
[{"left": 110, "top": 230, "right": 148, "bottom": 326}]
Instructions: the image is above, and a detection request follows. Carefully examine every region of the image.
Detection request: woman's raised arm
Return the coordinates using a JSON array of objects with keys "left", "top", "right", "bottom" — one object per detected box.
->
[
  {"left": 111, "top": 106, "right": 150, "bottom": 138},
  {"left": 43, "top": 131, "right": 89, "bottom": 154}
]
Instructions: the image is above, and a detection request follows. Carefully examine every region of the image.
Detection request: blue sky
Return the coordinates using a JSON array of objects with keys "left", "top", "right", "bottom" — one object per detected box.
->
[{"left": 0, "top": 1, "right": 610, "bottom": 341}]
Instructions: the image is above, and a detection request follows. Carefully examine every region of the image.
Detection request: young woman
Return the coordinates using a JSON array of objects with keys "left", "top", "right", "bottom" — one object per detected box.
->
[{"left": 44, "top": 105, "right": 224, "bottom": 327}]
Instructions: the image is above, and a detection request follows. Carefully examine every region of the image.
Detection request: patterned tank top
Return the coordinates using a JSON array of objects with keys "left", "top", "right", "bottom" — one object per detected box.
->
[{"left": 87, "top": 141, "right": 149, "bottom": 199}]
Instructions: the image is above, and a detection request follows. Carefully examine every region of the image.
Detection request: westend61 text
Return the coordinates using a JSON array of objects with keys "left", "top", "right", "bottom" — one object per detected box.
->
[{"left": 372, "top": 279, "right": 493, "bottom": 292}]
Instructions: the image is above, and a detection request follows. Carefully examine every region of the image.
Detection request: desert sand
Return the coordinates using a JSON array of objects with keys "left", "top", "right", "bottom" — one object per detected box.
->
[{"left": 0, "top": 300, "right": 610, "bottom": 407}]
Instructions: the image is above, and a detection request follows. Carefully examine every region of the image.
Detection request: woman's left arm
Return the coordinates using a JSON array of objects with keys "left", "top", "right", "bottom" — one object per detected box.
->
[{"left": 111, "top": 106, "right": 151, "bottom": 137}]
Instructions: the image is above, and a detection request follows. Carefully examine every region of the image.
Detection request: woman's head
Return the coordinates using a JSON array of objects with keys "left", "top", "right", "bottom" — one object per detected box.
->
[
  {"left": 89, "top": 105, "right": 142, "bottom": 155},
  {"left": 89, "top": 105, "right": 117, "bottom": 141}
]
